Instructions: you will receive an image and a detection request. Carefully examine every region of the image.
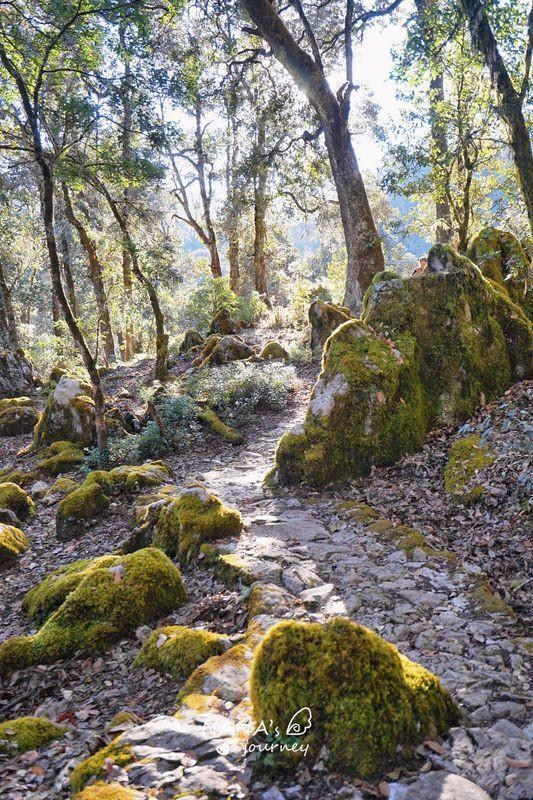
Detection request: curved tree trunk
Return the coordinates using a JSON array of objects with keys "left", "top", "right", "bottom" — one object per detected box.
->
[
  {"left": 195, "top": 100, "right": 222, "bottom": 279},
  {"left": 459, "top": 0, "right": 533, "bottom": 231},
  {"left": 95, "top": 180, "right": 168, "bottom": 381},
  {"left": 240, "top": 0, "right": 384, "bottom": 309},
  {"left": 62, "top": 183, "right": 116, "bottom": 365},
  {"left": 0, "top": 40, "right": 107, "bottom": 451}
]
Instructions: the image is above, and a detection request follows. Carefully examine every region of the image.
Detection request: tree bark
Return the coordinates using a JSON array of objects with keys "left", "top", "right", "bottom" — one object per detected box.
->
[
  {"left": 0, "top": 43, "right": 107, "bottom": 451},
  {"left": 119, "top": 23, "right": 135, "bottom": 360},
  {"left": 0, "top": 259, "right": 19, "bottom": 348},
  {"left": 57, "top": 210, "right": 78, "bottom": 317},
  {"left": 226, "top": 81, "right": 241, "bottom": 292},
  {"left": 95, "top": 180, "right": 169, "bottom": 382},
  {"left": 240, "top": 0, "right": 384, "bottom": 308},
  {"left": 195, "top": 99, "right": 222, "bottom": 279},
  {"left": 62, "top": 183, "right": 116, "bottom": 365},
  {"left": 253, "top": 114, "right": 269, "bottom": 299},
  {"left": 415, "top": 0, "right": 453, "bottom": 244},
  {"left": 459, "top": 0, "right": 533, "bottom": 230}
]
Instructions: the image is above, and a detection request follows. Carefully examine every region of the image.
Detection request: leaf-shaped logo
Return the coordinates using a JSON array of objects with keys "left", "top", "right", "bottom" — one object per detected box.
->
[{"left": 286, "top": 707, "right": 312, "bottom": 737}]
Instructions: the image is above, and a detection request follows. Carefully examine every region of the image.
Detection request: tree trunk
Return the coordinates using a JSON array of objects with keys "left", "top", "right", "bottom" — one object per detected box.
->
[
  {"left": 96, "top": 180, "right": 169, "bottom": 382},
  {"left": 459, "top": 0, "right": 533, "bottom": 230},
  {"left": 0, "top": 259, "right": 19, "bottom": 348},
  {"left": 240, "top": 0, "right": 384, "bottom": 308},
  {"left": 51, "top": 288, "right": 62, "bottom": 337},
  {"left": 58, "top": 216, "right": 78, "bottom": 317},
  {"left": 62, "top": 183, "right": 116, "bottom": 365},
  {"left": 0, "top": 43, "right": 108, "bottom": 450},
  {"left": 226, "top": 81, "right": 240, "bottom": 292},
  {"left": 253, "top": 115, "right": 269, "bottom": 300},
  {"left": 415, "top": 0, "right": 453, "bottom": 244},
  {"left": 119, "top": 23, "right": 135, "bottom": 361},
  {"left": 195, "top": 99, "right": 222, "bottom": 279}
]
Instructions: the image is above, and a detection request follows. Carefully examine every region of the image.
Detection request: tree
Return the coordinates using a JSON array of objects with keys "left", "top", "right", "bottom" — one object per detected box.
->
[
  {"left": 459, "top": 0, "right": 533, "bottom": 230},
  {"left": 0, "top": 258, "right": 19, "bottom": 349},
  {"left": 239, "top": 0, "right": 386, "bottom": 308}
]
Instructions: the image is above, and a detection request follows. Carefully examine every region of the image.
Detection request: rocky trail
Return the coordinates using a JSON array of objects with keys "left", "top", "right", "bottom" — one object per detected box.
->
[{"left": 0, "top": 368, "right": 531, "bottom": 800}]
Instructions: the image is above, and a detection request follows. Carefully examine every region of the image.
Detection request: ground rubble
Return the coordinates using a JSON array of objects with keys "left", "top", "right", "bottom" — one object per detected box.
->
[{"left": 0, "top": 379, "right": 531, "bottom": 799}]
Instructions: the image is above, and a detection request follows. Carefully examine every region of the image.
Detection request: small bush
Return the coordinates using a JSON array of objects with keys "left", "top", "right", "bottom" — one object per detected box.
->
[
  {"left": 187, "top": 362, "right": 298, "bottom": 425},
  {"left": 85, "top": 396, "right": 198, "bottom": 467}
]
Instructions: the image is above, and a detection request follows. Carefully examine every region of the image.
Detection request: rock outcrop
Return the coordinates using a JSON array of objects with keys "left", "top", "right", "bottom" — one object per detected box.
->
[
  {"left": 0, "top": 348, "right": 37, "bottom": 399},
  {"left": 275, "top": 247, "right": 532, "bottom": 485},
  {"left": 33, "top": 375, "right": 96, "bottom": 448},
  {"left": 0, "top": 548, "right": 186, "bottom": 676},
  {"left": 251, "top": 617, "right": 458, "bottom": 776},
  {"left": 308, "top": 299, "right": 352, "bottom": 353},
  {"left": 468, "top": 227, "right": 532, "bottom": 318},
  {"left": 0, "top": 397, "right": 39, "bottom": 436}
]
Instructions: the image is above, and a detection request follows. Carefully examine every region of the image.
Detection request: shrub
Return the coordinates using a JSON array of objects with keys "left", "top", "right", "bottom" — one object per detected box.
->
[{"left": 186, "top": 362, "right": 298, "bottom": 425}]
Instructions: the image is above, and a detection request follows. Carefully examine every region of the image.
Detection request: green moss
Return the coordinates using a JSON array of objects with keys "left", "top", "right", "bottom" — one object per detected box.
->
[
  {"left": 0, "top": 523, "right": 29, "bottom": 564},
  {"left": 73, "top": 783, "right": 142, "bottom": 800},
  {"left": 0, "top": 482, "right": 35, "bottom": 519},
  {"left": 215, "top": 553, "right": 255, "bottom": 584},
  {"left": 259, "top": 341, "right": 289, "bottom": 361},
  {"left": 0, "top": 468, "right": 35, "bottom": 488},
  {"left": 108, "top": 460, "right": 171, "bottom": 490},
  {"left": 177, "top": 642, "right": 250, "bottom": 704},
  {"left": 468, "top": 227, "right": 532, "bottom": 318},
  {"left": 444, "top": 435, "right": 495, "bottom": 504},
  {"left": 197, "top": 407, "right": 243, "bottom": 443},
  {"left": 56, "top": 480, "right": 110, "bottom": 538},
  {"left": 135, "top": 625, "right": 227, "bottom": 680},
  {"left": 45, "top": 477, "right": 80, "bottom": 501},
  {"left": 471, "top": 579, "right": 514, "bottom": 616},
  {"left": 381, "top": 525, "right": 456, "bottom": 562},
  {"left": 105, "top": 711, "right": 142, "bottom": 733},
  {"left": 0, "top": 716, "right": 66, "bottom": 754},
  {"left": 251, "top": 618, "right": 458, "bottom": 776},
  {"left": 37, "top": 440, "right": 84, "bottom": 477},
  {"left": 0, "top": 396, "right": 37, "bottom": 413},
  {"left": 0, "top": 548, "right": 187, "bottom": 677},
  {"left": 133, "top": 486, "right": 243, "bottom": 564},
  {"left": 0, "top": 404, "right": 39, "bottom": 436},
  {"left": 276, "top": 250, "right": 532, "bottom": 487},
  {"left": 70, "top": 738, "right": 132, "bottom": 792},
  {"left": 365, "top": 518, "right": 395, "bottom": 533},
  {"left": 336, "top": 500, "right": 379, "bottom": 523}
]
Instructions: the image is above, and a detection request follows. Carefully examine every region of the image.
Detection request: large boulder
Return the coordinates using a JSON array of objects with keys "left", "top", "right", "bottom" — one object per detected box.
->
[
  {"left": 308, "top": 299, "right": 352, "bottom": 353},
  {"left": 0, "top": 548, "right": 187, "bottom": 676},
  {"left": 468, "top": 227, "right": 532, "bottom": 318},
  {"left": 275, "top": 247, "right": 532, "bottom": 485},
  {"left": 202, "top": 335, "right": 255, "bottom": 366},
  {"left": 0, "top": 348, "right": 37, "bottom": 399},
  {"left": 0, "top": 400, "right": 39, "bottom": 436},
  {"left": 179, "top": 329, "right": 204, "bottom": 354},
  {"left": 208, "top": 306, "right": 240, "bottom": 336},
  {"left": 251, "top": 618, "right": 458, "bottom": 776},
  {"left": 33, "top": 375, "right": 95, "bottom": 448}
]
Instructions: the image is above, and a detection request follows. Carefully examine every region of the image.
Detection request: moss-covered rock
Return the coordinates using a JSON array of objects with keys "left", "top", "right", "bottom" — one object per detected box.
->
[
  {"left": 33, "top": 375, "right": 95, "bottom": 449},
  {"left": 208, "top": 306, "right": 239, "bottom": 336},
  {"left": 0, "top": 348, "right": 37, "bottom": 400},
  {"left": 0, "top": 467, "right": 35, "bottom": 488},
  {"left": 134, "top": 625, "right": 228, "bottom": 680},
  {"left": 128, "top": 485, "right": 243, "bottom": 563},
  {"left": 0, "top": 716, "right": 66, "bottom": 755},
  {"left": 0, "top": 396, "right": 37, "bottom": 413},
  {"left": 0, "top": 482, "right": 35, "bottom": 520},
  {"left": 73, "top": 783, "right": 143, "bottom": 800},
  {"left": 55, "top": 461, "right": 170, "bottom": 541},
  {"left": 259, "top": 341, "right": 289, "bottom": 361},
  {"left": 0, "top": 523, "right": 29, "bottom": 565},
  {"left": 0, "top": 402, "right": 39, "bottom": 436},
  {"left": 36, "top": 440, "right": 84, "bottom": 477},
  {"left": 44, "top": 476, "right": 80, "bottom": 502},
  {"left": 70, "top": 738, "right": 133, "bottom": 793},
  {"left": 197, "top": 406, "right": 243, "bottom": 443},
  {"left": 308, "top": 299, "right": 352, "bottom": 353},
  {"left": 276, "top": 249, "right": 532, "bottom": 485},
  {"left": 0, "top": 548, "right": 186, "bottom": 676},
  {"left": 199, "top": 335, "right": 255, "bottom": 367},
  {"left": 468, "top": 227, "right": 532, "bottom": 318},
  {"left": 444, "top": 434, "right": 495, "bottom": 504},
  {"left": 179, "top": 328, "right": 204, "bottom": 353},
  {"left": 251, "top": 617, "right": 458, "bottom": 776}
]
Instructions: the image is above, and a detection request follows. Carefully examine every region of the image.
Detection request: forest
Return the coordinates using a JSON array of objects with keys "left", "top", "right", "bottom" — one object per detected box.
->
[{"left": 0, "top": 1, "right": 531, "bottom": 799}]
